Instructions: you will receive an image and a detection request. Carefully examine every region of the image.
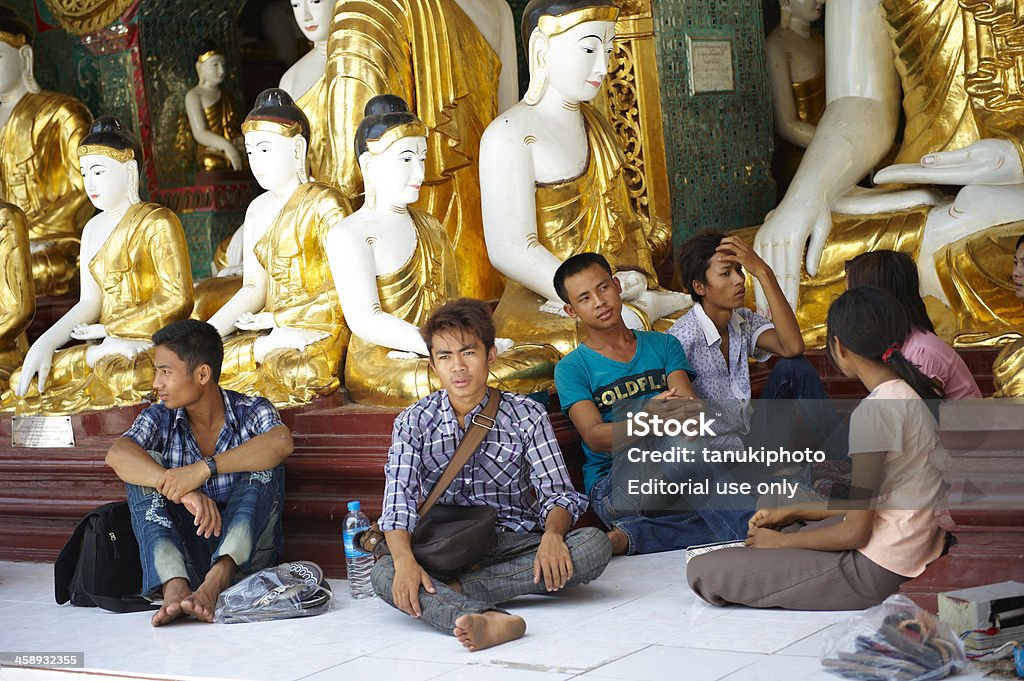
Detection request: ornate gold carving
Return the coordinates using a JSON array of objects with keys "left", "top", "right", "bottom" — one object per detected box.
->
[
  {"left": 241, "top": 118, "right": 302, "bottom": 138},
  {"left": 41, "top": 0, "right": 135, "bottom": 36},
  {"left": 960, "top": 1, "right": 1024, "bottom": 142},
  {"left": 0, "top": 30, "right": 26, "bottom": 49},
  {"left": 537, "top": 6, "right": 620, "bottom": 37},
  {"left": 365, "top": 121, "right": 430, "bottom": 155},
  {"left": 78, "top": 144, "right": 134, "bottom": 163}
]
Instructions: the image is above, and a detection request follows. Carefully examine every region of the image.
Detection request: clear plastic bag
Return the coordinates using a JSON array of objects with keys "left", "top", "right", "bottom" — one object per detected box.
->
[
  {"left": 215, "top": 561, "right": 333, "bottom": 624},
  {"left": 821, "top": 594, "right": 967, "bottom": 681}
]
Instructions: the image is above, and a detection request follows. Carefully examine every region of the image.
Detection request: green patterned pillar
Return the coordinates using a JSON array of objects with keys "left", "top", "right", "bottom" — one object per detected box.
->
[{"left": 651, "top": 3, "right": 776, "bottom": 253}]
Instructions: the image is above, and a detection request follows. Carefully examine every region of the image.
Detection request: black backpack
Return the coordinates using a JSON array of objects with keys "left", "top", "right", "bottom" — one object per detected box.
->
[{"left": 54, "top": 501, "right": 157, "bottom": 613}]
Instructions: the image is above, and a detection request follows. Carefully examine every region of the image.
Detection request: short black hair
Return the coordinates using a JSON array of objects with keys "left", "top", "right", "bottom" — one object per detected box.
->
[
  {"left": 152, "top": 319, "right": 224, "bottom": 382},
  {"left": 676, "top": 230, "right": 726, "bottom": 304},
  {"left": 1016, "top": 234, "right": 1024, "bottom": 250},
  {"left": 553, "top": 252, "right": 613, "bottom": 303},
  {"left": 420, "top": 298, "right": 496, "bottom": 355}
]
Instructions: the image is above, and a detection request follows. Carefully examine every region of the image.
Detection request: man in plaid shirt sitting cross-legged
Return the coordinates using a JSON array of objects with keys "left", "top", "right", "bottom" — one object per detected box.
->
[
  {"left": 372, "top": 298, "right": 612, "bottom": 652},
  {"left": 105, "top": 319, "right": 293, "bottom": 626}
]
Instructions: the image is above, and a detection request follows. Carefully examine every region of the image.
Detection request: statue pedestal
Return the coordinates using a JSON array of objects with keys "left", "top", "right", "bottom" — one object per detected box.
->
[
  {"left": 151, "top": 175, "right": 256, "bottom": 279},
  {"left": 899, "top": 399, "right": 1024, "bottom": 612}
]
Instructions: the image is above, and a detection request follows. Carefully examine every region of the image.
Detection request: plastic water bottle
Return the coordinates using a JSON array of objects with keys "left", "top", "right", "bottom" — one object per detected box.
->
[{"left": 343, "top": 500, "right": 375, "bottom": 599}]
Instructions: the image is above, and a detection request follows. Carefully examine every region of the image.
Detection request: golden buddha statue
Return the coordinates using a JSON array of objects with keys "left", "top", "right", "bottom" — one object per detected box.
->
[
  {"left": 324, "top": 95, "right": 558, "bottom": 407},
  {"left": 766, "top": 0, "right": 825, "bottom": 198},
  {"left": 479, "top": 0, "right": 689, "bottom": 358},
  {"left": 992, "top": 235, "right": 1024, "bottom": 398},
  {"left": 750, "top": 0, "right": 1024, "bottom": 348},
  {"left": 185, "top": 40, "right": 244, "bottom": 172},
  {"left": 0, "top": 200, "right": 32, "bottom": 384},
  {"left": 322, "top": 0, "right": 521, "bottom": 300},
  {"left": 0, "top": 8, "right": 93, "bottom": 298},
  {"left": 206, "top": 89, "right": 350, "bottom": 408},
  {"left": 5, "top": 117, "right": 193, "bottom": 415}
]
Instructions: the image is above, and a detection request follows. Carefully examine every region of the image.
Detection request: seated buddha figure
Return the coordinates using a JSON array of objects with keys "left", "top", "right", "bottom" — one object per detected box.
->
[
  {"left": 185, "top": 40, "right": 244, "bottom": 172},
  {"left": 752, "top": 0, "right": 1024, "bottom": 347},
  {"left": 480, "top": 0, "right": 689, "bottom": 358},
  {"left": 0, "top": 7, "right": 93, "bottom": 297},
  {"left": 765, "top": 0, "right": 825, "bottom": 199},
  {"left": 7, "top": 116, "right": 194, "bottom": 415},
  {"left": 279, "top": 0, "right": 332, "bottom": 182},
  {"left": 325, "top": 95, "right": 559, "bottom": 407},
  {"left": 207, "top": 88, "right": 350, "bottom": 408},
  {"left": 322, "top": 0, "right": 520, "bottom": 300},
  {"left": 0, "top": 200, "right": 32, "bottom": 384}
]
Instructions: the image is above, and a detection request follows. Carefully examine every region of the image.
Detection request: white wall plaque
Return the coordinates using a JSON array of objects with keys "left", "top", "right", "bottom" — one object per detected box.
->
[
  {"left": 12, "top": 415, "right": 75, "bottom": 448},
  {"left": 687, "top": 37, "right": 735, "bottom": 94}
]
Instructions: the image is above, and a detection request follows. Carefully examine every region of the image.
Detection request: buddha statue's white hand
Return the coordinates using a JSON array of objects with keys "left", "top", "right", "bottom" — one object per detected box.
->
[
  {"left": 218, "top": 265, "right": 243, "bottom": 277},
  {"left": 234, "top": 312, "right": 276, "bottom": 331},
  {"left": 252, "top": 327, "right": 328, "bottom": 362},
  {"left": 387, "top": 350, "right": 422, "bottom": 360},
  {"left": 495, "top": 338, "right": 515, "bottom": 355},
  {"left": 754, "top": 195, "right": 832, "bottom": 313},
  {"left": 86, "top": 337, "right": 153, "bottom": 367},
  {"left": 70, "top": 323, "right": 108, "bottom": 341},
  {"left": 874, "top": 139, "right": 1024, "bottom": 187},
  {"left": 614, "top": 270, "right": 647, "bottom": 301},
  {"left": 16, "top": 344, "right": 54, "bottom": 396},
  {"left": 539, "top": 299, "right": 570, "bottom": 317}
]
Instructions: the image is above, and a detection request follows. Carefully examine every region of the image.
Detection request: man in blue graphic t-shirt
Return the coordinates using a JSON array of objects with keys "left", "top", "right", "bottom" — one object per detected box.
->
[{"left": 553, "top": 253, "right": 748, "bottom": 555}]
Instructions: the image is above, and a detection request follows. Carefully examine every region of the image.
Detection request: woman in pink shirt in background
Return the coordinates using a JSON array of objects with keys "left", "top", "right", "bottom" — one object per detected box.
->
[{"left": 845, "top": 250, "right": 982, "bottom": 399}]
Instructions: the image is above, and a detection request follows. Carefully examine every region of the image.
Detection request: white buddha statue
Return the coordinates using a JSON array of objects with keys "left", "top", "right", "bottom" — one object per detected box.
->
[
  {"left": 765, "top": 0, "right": 825, "bottom": 197},
  {"left": 752, "top": 0, "right": 1024, "bottom": 345},
  {"left": 278, "top": 0, "right": 333, "bottom": 102},
  {"left": 479, "top": 0, "right": 689, "bottom": 356},
  {"left": 206, "top": 88, "right": 350, "bottom": 407},
  {"left": 7, "top": 116, "right": 194, "bottom": 414},
  {"left": 325, "top": 95, "right": 557, "bottom": 406},
  {"left": 185, "top": 40, "right": 244, "bottom": 172}
]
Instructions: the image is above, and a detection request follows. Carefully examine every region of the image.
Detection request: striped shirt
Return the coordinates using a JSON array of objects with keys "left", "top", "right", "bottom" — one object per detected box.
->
[
  {"left": 121, "top": 389, "right": 284, "bottom": 503},
  {"left": 378, "top": 389, "right": 587, "bottom": 533}
]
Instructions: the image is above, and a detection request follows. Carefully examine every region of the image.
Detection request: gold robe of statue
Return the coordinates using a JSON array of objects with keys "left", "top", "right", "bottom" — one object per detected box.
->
[
  {"left": 345, "top": 208, "right": 559, "bottom": 407},
  {"left": 756, "top": 0, "right": 1024, "bottom": 347},
  {"left": 491, "top": 104, "right": 671, "bottom": 358},
  {"left": 297, "top": 76, "right": 329, "bottom": 183},
  {"left": 0, "top": 202, "right": 33, "bottom": 384},
  {"left": 219, "top": 182, "right": 351, "bottom": 408},
  {"left": 6, "top": 203, "right": 194, "bottom": 415},
  {"left": 197, "top": 93, "right": 242, "bottom": 171},
  {"left": 0, "top": 91, "right": 93, "bottom": 297},
  {"left": 992, "top": 336, "right": 1024, "bottom": 397},
  {"left": 324, "top": 0, "right": 503, "bottom": 300}
]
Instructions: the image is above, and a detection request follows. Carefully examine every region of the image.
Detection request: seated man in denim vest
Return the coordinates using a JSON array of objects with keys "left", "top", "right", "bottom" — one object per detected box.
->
[
  {"left": 371, "top": 298, "right": 611, "bottom": 651},
  {"left": 105, "top": 319, "right": 292, "bottom": 626}
]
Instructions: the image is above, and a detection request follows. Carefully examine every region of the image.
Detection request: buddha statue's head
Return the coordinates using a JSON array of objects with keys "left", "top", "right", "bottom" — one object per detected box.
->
[
  {"left": 354, "top": 94, "right": 428, "bottom": 210},
  {"left": 521, "top": 0, "right": 618, "bottom": 106},
  {"left": 0, "top": 6, "right": 39, "bottom": 97},
  {"left": 194, "top": 39, "right": 227, "bottom": 87},
  {"left": 242, "top": 87, "right": 311, "bottom": 190},
  {"left": 290, "top": 0, "right": 332, "bottom": 44},
  {"left": 77, "top": 115, "right": 144, "bottom": 211},
  {"left": 779, "top": 0, "right": 824, "bottom": 28}
]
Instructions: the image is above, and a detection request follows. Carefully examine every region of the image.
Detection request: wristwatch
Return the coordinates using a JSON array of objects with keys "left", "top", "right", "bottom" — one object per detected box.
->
[{"left": 203, "top": 456, "right": 218, "bottom": 478}]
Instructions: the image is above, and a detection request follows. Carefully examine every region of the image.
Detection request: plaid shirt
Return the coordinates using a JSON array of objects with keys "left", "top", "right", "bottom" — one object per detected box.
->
[
  {"left": 122, "top": 389, "right": 284, "bottom": 504},
  {"left": 378, "top": 389, "right": 588, "bottom": 534}
]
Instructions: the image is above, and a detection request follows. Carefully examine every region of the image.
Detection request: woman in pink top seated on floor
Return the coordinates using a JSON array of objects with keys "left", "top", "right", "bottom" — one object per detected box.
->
[
  {"left": 845, "top": 250, "right": 982, "bottom": 399},
  {"left": 688, "top": 287, "right": 948, "bottom": 610}
]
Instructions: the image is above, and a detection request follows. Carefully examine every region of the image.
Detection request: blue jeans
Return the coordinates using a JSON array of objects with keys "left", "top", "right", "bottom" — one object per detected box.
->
[
  {"left": 126, "top": 451, "right": 285, "bottom": 598},
  {"left": 588, "top": 471, "right": 749, "bottom": 555}
]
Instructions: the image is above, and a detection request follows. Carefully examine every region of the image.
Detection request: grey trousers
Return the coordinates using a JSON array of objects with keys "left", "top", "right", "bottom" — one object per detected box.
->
[
  {"left": 371, "top": 527, "right": 613, "bottom": 634},
  {"left": 687, "top": 519, "right": 908, "bottom": 611}
]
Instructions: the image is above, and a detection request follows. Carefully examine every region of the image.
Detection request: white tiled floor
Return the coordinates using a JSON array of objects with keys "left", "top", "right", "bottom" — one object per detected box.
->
[{"left": 0, "top": 558, "right": 998, "bottom": 681}]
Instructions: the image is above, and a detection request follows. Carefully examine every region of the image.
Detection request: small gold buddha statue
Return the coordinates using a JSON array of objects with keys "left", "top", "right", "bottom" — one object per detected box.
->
[{"left": 185, "top": 40, "right": 244, "bottom": 172}]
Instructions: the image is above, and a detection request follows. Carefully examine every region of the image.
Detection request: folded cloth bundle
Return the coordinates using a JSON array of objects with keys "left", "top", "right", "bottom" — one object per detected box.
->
[
  {"left": 215, "top": 561, "right": 333, "bottom": 624},
  {"left": 822, "top": 595, "right": 966, "bottom": 681}
]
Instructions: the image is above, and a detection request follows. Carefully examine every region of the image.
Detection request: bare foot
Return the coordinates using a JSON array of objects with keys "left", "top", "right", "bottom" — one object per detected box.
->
[
  {"left": 453, "top": 612, "right": 526, "bottom": 652},
  {"left": 607, "top": 528, "right": 629, "bottom": 555},
  {"left": 152, "top": 578, "right": 191, "bottom": 627},
  {"left": 181, "top": 558, "right": 235, "bottom": 623}
]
